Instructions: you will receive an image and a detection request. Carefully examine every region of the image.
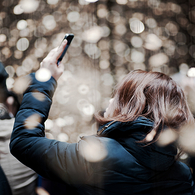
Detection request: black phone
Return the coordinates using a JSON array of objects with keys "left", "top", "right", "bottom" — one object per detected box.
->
[{"left": 57, "top": 34, "right": 74, "bottom": 65}]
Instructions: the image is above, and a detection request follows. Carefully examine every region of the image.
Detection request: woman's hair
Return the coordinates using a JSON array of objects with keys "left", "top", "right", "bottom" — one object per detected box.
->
[{"left": 95, "top": 70, "right": 194, "bottom": 142}]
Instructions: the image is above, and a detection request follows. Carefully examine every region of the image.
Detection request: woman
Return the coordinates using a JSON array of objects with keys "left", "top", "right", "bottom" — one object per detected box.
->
[{"left": 10, "top": 40, "right": 195, "bottom": 194}]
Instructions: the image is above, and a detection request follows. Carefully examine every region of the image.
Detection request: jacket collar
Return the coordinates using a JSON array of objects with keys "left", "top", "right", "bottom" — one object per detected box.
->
[{"left": 97, "top": 117, "right": 154, "bottom": 137}]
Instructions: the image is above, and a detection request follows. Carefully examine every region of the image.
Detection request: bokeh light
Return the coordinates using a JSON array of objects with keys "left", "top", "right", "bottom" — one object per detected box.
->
[
  {"left": 13, "top": 5, "right": 24, "bottom": 15},
  {"left": 85, "top": 0, "right": 99, "bottom": 2},
  {"left": 82, "top": 26, "right": 103, "bottom": 43},
  {"left": 157, "top": 128, "right": 178, "bottom": 147},
  {"left": 24, "top": 113, "right": 41, "bottom": 130},
  {"left": 35, "top": 68, "right": 51, "bottom": 82},
  {"left": 187, "top": 67, "right": 195, "bottom": 77},
  {"left": 17, "top": 20, "right": 28, "bottom": 30},
  {"left": 19, "top": 0, "right": 40, "bottom": 13},
  {"left": 13, "top": 76, "right": 31, "bottom": 94},
  {"left": 129, "top": 18, "right": 145, "bottom": 34},
  {"left": 178, "top": 123, "right": 195, "bottom": 155},
  {"left": 80, "top": 137, "right": 107, "bottom": 162},
  {"left": 16, "top": 38, "right": 29, "bottom": 51}
]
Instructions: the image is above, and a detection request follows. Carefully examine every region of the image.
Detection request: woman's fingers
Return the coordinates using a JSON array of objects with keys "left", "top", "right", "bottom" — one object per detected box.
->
[{"left": 54, "top": 39, "right": 68, "bottom": 60}]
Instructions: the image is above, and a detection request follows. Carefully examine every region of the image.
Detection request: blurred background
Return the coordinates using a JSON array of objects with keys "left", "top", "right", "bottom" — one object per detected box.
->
[{"left": 0, "top": 0, "right": 195, "bottom": 151}]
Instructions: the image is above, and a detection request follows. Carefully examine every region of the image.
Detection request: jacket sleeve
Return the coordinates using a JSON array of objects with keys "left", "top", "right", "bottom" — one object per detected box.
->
[{"left": 10, "top": 73, "right": 91, "bottom": 185}]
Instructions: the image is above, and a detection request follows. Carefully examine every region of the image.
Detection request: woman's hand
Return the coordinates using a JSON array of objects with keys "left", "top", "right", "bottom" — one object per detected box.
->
[{"left": 40, "top": 39, "right": 67, "bottom": 81}]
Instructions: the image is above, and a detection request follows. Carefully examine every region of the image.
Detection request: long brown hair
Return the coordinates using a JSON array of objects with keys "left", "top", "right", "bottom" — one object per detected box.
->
[{"left": 95, "top": 70, "right": 194, "bottom": 142}]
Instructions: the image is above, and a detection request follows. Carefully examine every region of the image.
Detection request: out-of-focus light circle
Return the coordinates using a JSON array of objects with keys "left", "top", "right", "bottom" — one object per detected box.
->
[
  {"left": 16, "top": 66, "right": 26, "bottom": 77},
  {"left": 131, "top": 50, "right": 145, "bottom": 63},
  {"left": 106, "top": 11, "right": 120, "bottom": 23},
  {"left": 79, "top": 0, "right": 89, "bottom": 5},
  {"left": 35, "top": 48, "right": 44, "bottom": 58},
  {"left": 97, "top": 8, "right": 108, "bottom": 18},
  {"left": 174, "top": 32, "right": 186, "bottom": 45},
  {"left": 100, "top": 60, "right": 110, "bottom": 69},
  {"left": 148, "top": 0, "right": 160, "bottom": 7},
  {"left": 149, "top": 53, "right": 169, "bottom": 67},
  {"left": 34, "top": 25, "right": 46, "bottom": 37},
  {"left": 24, "top": 113, "right": 41, "bottom": 129},
  {"left": 45, "top": 119, "right": 54, "bottom": 130},
  {"left": 82, "top": 104, "right": 95, "bottom": 116},
  {"left": 17, "top": 20, "right": 28, "bottom": 30},
  {"left": 178, "top": 123, "right": 195, "bottom": 155},
  {"left": 36, "top": 187, "right": 50, "bottom": 195},
  {"left": 42, "top": 15, "right": 56, "bottom": 30},
  {"left": 32, "top": 92, "right": 46, "bottom": 102},
  {"left": 80, "top": 137, "right": 107, "bottom": 162},
  {"left": 20, "top": 0, "right": 39, "bottom": 13},
  {"left": 47, "top": 0, "right": 59, "bottom": 5},
  {"left": 176, "top": 45, "right": 188, "bottom": 56},
  {"left": 115, "top": 24, "right": 127, "bottom": 35},
  {"left": 58, "top": 133, "right": 69, "bottom": 142},
  {"left": 5, "top": 65, "right": 15, "bottom": 77},
  {"left": 179, "top": 63, "right": 189, "bottom": 74},
  {"left": 154, "top": 27, "right": 169, "bottom": 40},
  {"left": 163, "top": 40, "right": 175, "bottom": 56},
  {"left": 35, "top": 37, "right": 48, "bottom": 49},
  {"left": 22, "top": 57, "right": 35, "bottom": 72},
  {"left": 144, "top": 34, "right": 162, "bottom": 51},
  {"left": 101, "top": 26, "right": 111, "bottom": 37},
  {"left": 113, "top": 41, "right": 129, "bottom": 57},
  {"left": 13, "top": 76, "right": 31, "bottom": 94},
  {"left": 35, "top": 68, "right": 51, "bottom": 82},
  {"left": 82, "top": 26, "right": 103, "bottom": 43},
  {"left": 85, "top": 0, "right": 98, "bottom": 2},
  {"left": 180, "top": 153, "right": 188, "bottom": 160},
  {"left": 116, "top": 0, "right": 127, "bottom": 5},
  {"left": 129, "top": 18, "right": 145, "bottom": 34},
  {"left": 67, "top": 11, "right": 80, "bottom": 23},
  {"left": 14, "top": 50, "right": 23, "bottom": 59},
  {"left": 16, "top": 38, "right": 29, "bottom": 51},
  {"left": 131, "top": 36, "right": 143, "bottom": 48},
  {"left": 187, "top": 68, "right": 195, "bottom": 77},
  {"left": 84, "top": 44, "right": 101, "bottom": 58},
  {"left": 133, "top": 13, "right": 144, "bottom": 22},
  {"left": 20, "top": 28, "right": 30, "bottom": 37},
  {"left": 157, "top": 128, "right": 178, "bottom": 147},
  {"left": 78, "top": 84, "right": 89, "bottom": 95},
  {"left": 133, "top": 63, "right": 146, "bottom": 70},
  {"left": 56, "top": 118, "right": 66, "bottom": 127},
  {"left": 145, "top": 18, "right": 157, "bottom": 29},
  {"left": 165, "top": 22, "right": 178, "bottom": 36},
  {"left": 13, "top": 4, "right": 24, "bottom": 15},
  {"left": 53, "top": 11, "right": 62, "bottom": 22},
  {"left": 2, "top": 47, "right": 11, "bottom": 57},
  {"left": 64, "top": 116, "right": 74, "bottom": 126},
  {"left": 101, "top": 73, "right": 114, "bottom": 86},
  {"left": 6, "top": 77, "right": 14, "bottom": 89},
  {"left": 171, "top": 3, "right": 181, "bottom": 14},
  {"left": 0, "top": 34, "right": 6, "bottom": 42}
]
